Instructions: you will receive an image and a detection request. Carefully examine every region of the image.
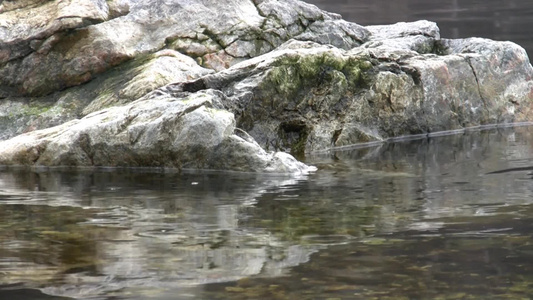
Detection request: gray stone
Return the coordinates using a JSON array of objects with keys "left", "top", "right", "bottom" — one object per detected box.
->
[
  {"left": 0, "top": 0, "right": 369, "bottom": 96},
  {"left": 0, "top": 0, "right": 532, "bottom": 172},
  {"left": 0, "top": 50, "right": 213, "bottom": 141},
  {"left": 0, "top": 90, "right": 314, "bottom": 173},
  {"left": 175, "top": 22, "right": 533, "bottom": 154}
]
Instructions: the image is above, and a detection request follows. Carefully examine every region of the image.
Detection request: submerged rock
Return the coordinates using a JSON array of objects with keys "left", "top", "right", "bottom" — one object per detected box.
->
[{"left": 0, "top": 0, "right": 532, "bottom": 172}]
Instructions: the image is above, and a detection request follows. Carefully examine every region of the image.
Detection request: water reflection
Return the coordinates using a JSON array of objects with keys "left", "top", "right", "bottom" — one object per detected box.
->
[
  {"left": 1, "top": 126, "right": 533, "bottom": 299},
  {"left": 0, "top": 170, "right": 324, "bottom": 298},
  {"left": 202, "top": 207, "right": 533, "bottom": 299}
]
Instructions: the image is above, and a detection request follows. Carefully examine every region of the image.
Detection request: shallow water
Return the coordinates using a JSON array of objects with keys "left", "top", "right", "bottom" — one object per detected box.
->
[{"left": 1, "top": 125, "right": 533, "bottom": 299}]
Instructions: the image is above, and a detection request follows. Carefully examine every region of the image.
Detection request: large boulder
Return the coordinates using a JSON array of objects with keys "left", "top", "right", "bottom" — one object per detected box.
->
[
  {"left": 0, "top": 49, "right": 213, "bottom": 140},
  {"left": 0, "top": 89, "right": 313, "bottom": 173},
  {"left": 0, "top": 0, "right": 532, "bottom": 171},
  {"left": 0, "top": 0, "right": 369, "bottom": 97},
  {"left": 175, "top": 22, "right": 533, "bottom": 154}
]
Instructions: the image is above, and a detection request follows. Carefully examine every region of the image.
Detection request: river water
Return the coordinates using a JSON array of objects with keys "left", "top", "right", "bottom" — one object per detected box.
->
[
  {"left": 3, "top": 2, "right": 533, "bottom": 299},
  {"left": 2, "top": 125, "right": 533, "bottom": 299}
]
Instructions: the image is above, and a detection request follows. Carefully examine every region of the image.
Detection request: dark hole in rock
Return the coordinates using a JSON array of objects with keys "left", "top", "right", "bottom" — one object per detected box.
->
[{"left": 278, "top": 120, "right": 310, "bottom": 158}]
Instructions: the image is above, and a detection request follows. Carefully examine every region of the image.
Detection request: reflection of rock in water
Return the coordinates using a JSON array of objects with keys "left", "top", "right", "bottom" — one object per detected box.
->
[
  {"left": 38, "top": 224, "right": 322, "bottom": 298},
  {"left": 0, "top": 170, "right": 322, "bottom": 299}
]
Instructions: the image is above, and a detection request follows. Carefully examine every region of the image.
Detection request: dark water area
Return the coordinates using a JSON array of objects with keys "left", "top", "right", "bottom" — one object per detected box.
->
[
  {"left": 2, "top": 125, "right": 533, "bottom": 299},
  {"left": 305, "top": 0, "right": 533, "bottom": 59}
]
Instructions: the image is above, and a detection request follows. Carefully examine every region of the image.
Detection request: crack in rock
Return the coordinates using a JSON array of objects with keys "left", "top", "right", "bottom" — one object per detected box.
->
[{"left": 464, "top": 56, "right": 489, "bottom": 111}]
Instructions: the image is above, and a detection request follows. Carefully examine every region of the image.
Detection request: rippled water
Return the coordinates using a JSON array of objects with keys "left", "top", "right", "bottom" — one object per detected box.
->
[{"left": 1, "top": 125, "right": 533, "bottom": 299}]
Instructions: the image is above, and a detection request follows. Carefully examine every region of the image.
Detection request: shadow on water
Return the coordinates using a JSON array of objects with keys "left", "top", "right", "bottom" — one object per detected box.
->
[{"left": 1, "top": 126, "right": 533, "bottom": 299}]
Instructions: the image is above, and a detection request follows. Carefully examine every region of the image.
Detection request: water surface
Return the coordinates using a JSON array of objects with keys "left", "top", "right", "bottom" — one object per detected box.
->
[{"left": 1, "top": 126, "right": 533, "bottom": 299}]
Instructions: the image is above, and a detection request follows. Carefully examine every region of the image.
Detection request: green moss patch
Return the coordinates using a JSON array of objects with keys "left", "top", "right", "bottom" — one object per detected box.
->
[{"left": 263, "top": 51, "right": 374, "bottom": 98}]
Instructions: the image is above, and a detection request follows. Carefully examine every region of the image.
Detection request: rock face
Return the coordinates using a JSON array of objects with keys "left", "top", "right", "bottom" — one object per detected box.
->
[
  {"left": 177, "top": 22, "right": 533, "bottom": 154},
  {"left": 0, "top": 89, "right": 312, "bottom": 173},
  {"left": 0, "top": 0, "right": 367, "bottom": 97},
  {"left": 0, "top": 0, "right": 532, "bottom": 172}
]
